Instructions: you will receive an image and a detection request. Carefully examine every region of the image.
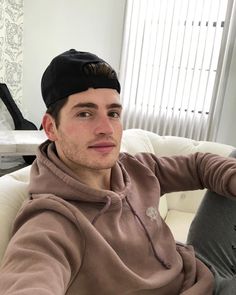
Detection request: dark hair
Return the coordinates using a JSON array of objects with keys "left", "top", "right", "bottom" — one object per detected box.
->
[
  {"left": 46, "top": 96, "right": 68, "bottom": 127},
  {"left": 83, "top": 62, "right": 118, "bottom": 79},
  {"left": 46, "top": 62, "right": 117, "bottom": 127}
]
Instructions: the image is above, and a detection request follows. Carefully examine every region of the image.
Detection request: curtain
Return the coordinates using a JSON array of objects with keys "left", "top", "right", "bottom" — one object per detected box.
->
[
  {"left": 206, "top": 0, "right": 236, "bottom": 140},
  {"left": 0, "top": 0, "right": 24, "bottom": 129},
  {"left": 119, "top": 0, "right": 235, "bottom": 140}
]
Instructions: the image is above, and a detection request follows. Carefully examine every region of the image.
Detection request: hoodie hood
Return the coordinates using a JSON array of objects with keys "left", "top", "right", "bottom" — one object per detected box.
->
[{"left": 29, "top": 140, "right": 131, "bottom": 205}]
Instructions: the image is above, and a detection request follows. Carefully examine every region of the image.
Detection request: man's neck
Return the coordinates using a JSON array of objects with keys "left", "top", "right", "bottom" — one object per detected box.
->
[{"left": 73, "top": 168, "right": 111, "bottom": 190}]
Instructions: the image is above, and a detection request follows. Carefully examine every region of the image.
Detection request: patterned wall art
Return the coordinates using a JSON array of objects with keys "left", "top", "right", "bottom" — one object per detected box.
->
[{"left": 0, "top": 0, "right": 24, "bottom": 129}]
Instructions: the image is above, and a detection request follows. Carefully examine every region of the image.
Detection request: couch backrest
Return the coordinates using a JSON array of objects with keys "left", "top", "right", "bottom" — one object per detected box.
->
[{"left": 121, "top": 129, "right": 234, "bottom": 157}]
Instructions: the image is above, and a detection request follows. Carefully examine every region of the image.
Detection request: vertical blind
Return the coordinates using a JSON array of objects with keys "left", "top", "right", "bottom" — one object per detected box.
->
[{"left": 119, "top": 0, "right": 230, "bottom": 140}]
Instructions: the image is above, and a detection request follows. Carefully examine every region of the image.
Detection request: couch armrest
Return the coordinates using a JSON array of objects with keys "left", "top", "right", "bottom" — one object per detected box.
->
[{"left": 0, "top": 166, "right": 31, "bottom": 263}]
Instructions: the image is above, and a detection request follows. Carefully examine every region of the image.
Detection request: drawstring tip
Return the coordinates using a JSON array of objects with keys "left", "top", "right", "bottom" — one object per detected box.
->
[{"left": 163, "top": 262, "right": 172, "bottom": 269}]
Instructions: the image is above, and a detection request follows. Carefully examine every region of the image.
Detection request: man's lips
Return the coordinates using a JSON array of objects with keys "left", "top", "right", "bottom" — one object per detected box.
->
[{"left": 88, "top": 142, "right": 116, "bottom": 153}]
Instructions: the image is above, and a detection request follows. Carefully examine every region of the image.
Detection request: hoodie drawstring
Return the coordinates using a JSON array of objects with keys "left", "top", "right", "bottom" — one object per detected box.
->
[
  {"left": 125, "top": 197, "right": 171, "bottom": 270},
  {"left": 92, "top": 196, "right": 112, "bottom": 225},
  {"left": 91, "top": 194, "right": 171, "bottom": 270}
]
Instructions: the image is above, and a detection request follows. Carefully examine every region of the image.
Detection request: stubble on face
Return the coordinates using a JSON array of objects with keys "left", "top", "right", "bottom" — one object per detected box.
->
[{"left": 56, "top": 128, "right": 121, "bottom": 172}]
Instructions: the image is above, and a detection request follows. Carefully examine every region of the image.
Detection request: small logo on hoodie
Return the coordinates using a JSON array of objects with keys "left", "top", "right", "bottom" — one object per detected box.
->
[{"left": 146, "top": 206, "right": 159, "bottom": 222}]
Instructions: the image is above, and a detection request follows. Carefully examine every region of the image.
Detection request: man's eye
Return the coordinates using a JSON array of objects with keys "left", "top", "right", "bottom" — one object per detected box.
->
[
  {"left": 109, "top": 111, "right": 121, "bottom": 118},
  {"left": 77, "top": 112, "right": 91, "bottom": 118}
]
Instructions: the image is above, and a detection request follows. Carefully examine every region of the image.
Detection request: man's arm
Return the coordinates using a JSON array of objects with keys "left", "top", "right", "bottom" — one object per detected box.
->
[
  {"left": 0, "top": 209, "right": 83, "bottom": 295},
  {"left": 135, "top": 152, "right": 236, "bottom": 197}
]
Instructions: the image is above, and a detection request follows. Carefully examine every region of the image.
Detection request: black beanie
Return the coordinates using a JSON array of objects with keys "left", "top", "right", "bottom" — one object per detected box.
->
[{"left": 41, "top": 49, "right": 121, "bottom": 108}]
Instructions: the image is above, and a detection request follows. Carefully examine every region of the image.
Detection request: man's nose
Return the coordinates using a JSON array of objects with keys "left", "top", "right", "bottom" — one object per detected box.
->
[{"left": 94, "top": 115, "right": 114, "bottom": 135}]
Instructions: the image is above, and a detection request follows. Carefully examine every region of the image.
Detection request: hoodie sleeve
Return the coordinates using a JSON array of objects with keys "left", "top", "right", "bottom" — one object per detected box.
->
[
  {"left": 135, "top": 152, "right": 236, "bottom": 197},
  {"left": 0, "top": 199, "right": 84, "bottom": 295}
]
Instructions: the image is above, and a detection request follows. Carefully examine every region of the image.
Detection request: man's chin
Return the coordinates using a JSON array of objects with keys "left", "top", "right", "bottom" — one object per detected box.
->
[{"left": 89, "top": 161, "right": 116, "bottom": 170}]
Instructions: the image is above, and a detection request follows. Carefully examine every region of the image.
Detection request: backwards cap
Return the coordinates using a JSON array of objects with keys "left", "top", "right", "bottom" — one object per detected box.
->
[{"left": 41, "top": 49, "right": 120, "bottom": 108}]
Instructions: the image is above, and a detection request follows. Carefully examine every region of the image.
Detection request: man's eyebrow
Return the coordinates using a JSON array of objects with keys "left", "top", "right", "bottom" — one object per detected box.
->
[
  {"left": 71, "top": 102, "right": 123, "bottom": 110},
  {"left": 108, "top": 103, "right": 123, "bottom": 109},
  {"left": 72, "top": 102, "right": 98, "bottom": 110}
]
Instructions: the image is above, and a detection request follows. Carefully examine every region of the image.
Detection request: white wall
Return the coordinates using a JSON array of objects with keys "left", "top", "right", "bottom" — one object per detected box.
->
[{"left": 22, "top": 0, "right": 126, "bottom": 127}]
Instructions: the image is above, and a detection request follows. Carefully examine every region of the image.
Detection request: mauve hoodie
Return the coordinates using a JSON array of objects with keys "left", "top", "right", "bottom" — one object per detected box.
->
[{"left": 1, "top": 141, "right": 236, "bottom": 294}]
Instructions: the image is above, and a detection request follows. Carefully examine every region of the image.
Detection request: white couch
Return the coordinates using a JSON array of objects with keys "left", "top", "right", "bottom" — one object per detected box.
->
[{"left": 0, "top": 128, "right": 234, "bottom": 265}]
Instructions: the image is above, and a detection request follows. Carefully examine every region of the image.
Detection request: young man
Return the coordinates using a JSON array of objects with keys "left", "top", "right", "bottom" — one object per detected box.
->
[{"left": 0, "top": 49, "right": 236, "bottom": 294}]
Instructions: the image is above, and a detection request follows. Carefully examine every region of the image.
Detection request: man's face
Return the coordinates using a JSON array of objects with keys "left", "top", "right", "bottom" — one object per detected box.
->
[{"left": 45, "top": 88, "right": 123, "bottom": 174}]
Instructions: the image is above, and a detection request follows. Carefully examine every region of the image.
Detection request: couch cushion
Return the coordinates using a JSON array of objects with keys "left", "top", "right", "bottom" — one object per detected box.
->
[
  {"left": 165, "top": 190, "right": 206, "bottom": 213},
  {"left": 165, "top": 210, "right": 195, "bottom": 243},
  {"left": 159, "top": 196, "right": 168, "bottom": 219}
]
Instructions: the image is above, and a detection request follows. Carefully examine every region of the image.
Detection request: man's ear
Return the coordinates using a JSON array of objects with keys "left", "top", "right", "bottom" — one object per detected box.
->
[{"left": 42, "top": 113, "right": 58, "bottom": 141}]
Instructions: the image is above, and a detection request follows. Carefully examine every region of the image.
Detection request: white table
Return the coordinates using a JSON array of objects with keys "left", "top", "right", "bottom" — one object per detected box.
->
[{"left": 0, "top": 130, "right": 47, "bottom": 157}]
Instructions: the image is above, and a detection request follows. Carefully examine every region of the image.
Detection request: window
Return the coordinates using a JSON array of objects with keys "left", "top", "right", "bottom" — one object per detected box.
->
[{"left": 119, "top": 0, "right": 232, "bottom": 140}]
